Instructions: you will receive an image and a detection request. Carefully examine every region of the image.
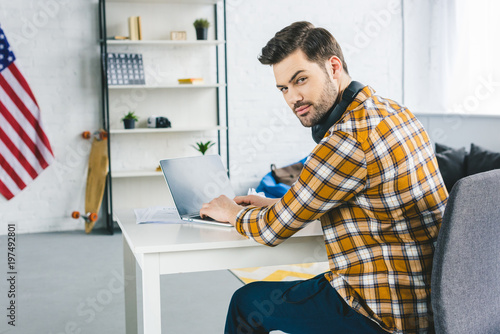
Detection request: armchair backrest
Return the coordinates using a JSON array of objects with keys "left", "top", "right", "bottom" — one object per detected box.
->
[{"left": 432, "top": 169, "right": 500, "bottom": 333}]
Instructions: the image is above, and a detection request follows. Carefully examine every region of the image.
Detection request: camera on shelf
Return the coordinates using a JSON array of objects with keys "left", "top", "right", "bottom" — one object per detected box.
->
[{"left": 147, "top": 116, "right": 171, "bottom": 128}]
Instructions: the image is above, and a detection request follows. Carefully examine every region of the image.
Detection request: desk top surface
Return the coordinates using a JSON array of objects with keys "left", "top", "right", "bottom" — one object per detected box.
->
[{"left": 116, "top": 210, "right": 324, "bottom": 254}]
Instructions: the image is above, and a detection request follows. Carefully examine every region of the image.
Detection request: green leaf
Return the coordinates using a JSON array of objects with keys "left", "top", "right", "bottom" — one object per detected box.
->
[
  {"left": 122, "top": 111, "right": 139, "bottom": 122},
  {"left": 193, "top": 18, "right": 210, "bottom": 28},
  {"left": 192, "top": 140, "right": 215, "bottom": 155}
]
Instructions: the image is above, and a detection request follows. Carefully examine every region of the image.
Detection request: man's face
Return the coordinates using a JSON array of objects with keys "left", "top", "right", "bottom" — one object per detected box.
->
[{"left": 273, "top": 50, "right": 338, "bottom": 127}]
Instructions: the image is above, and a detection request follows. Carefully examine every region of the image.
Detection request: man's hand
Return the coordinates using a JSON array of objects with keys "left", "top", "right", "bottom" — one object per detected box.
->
[
  {"left": 234, "top": 195, "right": 280, "bottom": 208},
  {"left": 200, "top": 195, "right": 244, "bottom": 226}
]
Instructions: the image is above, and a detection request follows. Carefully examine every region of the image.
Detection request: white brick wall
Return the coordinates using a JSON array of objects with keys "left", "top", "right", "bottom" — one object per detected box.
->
[
  {"left": 0, "top": 0, "right": 101, "bottom": 234},
  {"left": 0, "top": 0, "right": 498, "bottom": 234},
  {"left": 226, "top": 0, "right": 404, "bottom": 193}
]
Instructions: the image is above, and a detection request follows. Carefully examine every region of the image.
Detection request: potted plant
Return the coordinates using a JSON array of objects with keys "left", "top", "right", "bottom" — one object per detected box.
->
[
  {"left": 122, "top": 111, "right": 139, "bottom": 129},
  {"left": 192, "top": 140, "right": 215, "bottom": 155},
  {"left": 193, "top": 18, "right": 210, "bottom": 40}
]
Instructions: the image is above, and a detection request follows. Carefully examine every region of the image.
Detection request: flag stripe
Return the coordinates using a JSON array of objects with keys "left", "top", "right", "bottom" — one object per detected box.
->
[
  {"left": 0, "top": 179, "right": 15, "bottom": 200},
  {"left": 0, "top": 83, "right": 39, "bottom": 146},
  {"left": 0, "top": 102, "right": 45, "bottom": 172},
  {"left": 0, "top": 150, "right": 26, "bottom": 190},
  {"left": 0, "top": 159, "right": 24, "bottom": 200},
  {"left": 3, "top": 66, "right": 53, "bottom": 157},
  {"left": 0, "top": 82, "right": 53, "bottom": 168},
  {"left": 0, "top": 138, "right": 33, "bottom": 197},
  {"left": 0, "top": 69, "right": 40, "bottom": 122},
  {"left": 0, "top": 127, "right": 38, "bottom": 180},
  {"left": 8, "top": 63, "right": 38, "bottom": 108},
  {"left": 0, "top": 72, "right": 51, "bottom": 168}
]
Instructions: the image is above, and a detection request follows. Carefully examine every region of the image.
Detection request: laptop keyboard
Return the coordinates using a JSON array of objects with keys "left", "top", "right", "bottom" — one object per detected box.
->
[{"left": 190, "top": 215, "right": 215, "bottom": 221}]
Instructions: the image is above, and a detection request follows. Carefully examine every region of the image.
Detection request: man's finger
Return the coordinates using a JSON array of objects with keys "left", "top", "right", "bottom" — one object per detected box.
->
[
  {"left": 234, "top": 196, "right": 250, "bottom": 204},
  {"left": 199, "top": 208, "right": 209, "bottom": 219}
]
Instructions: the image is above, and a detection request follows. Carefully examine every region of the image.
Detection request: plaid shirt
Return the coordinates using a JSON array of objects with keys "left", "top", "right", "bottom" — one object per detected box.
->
[{"left": 235, "top": 86, "right": 448, "bottom": 333}]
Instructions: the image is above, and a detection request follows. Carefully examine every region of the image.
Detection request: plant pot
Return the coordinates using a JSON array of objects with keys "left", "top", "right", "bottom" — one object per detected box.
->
[
  {"left": 123, "top": 119, "right": 135, "bottom": 129},
  {"left": 195, "top": 27, "right": 208, "bottom": 40}
]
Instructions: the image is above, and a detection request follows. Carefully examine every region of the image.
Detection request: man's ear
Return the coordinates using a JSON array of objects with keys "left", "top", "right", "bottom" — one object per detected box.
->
[{"left": 327, "top": 56, "right": 343, "bottom": 79}]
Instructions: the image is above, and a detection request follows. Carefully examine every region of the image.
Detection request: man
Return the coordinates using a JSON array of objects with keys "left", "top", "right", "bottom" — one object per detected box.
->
[{"left": 200, "top": 21, "right": 448, "bottom": 333}]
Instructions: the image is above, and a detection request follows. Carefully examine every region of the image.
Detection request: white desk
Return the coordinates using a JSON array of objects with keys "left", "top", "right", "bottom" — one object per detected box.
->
[{"left": 116, "top": 211, "right": 327, "bottom": 334}]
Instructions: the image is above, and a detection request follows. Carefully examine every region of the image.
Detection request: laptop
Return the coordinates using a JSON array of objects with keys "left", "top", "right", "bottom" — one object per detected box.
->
[{"left": 159, "top": 155, "right": 235, "bottom": 227}]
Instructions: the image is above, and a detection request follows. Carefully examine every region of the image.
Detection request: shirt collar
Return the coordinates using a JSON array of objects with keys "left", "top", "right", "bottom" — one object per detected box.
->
[{"left": 347, "top": 85, "right": 375, "bottom": 111}]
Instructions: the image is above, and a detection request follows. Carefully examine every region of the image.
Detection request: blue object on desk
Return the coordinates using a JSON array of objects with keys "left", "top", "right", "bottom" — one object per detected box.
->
[{"left": 256, "top": 157, "right": 307, "bottom": 198}]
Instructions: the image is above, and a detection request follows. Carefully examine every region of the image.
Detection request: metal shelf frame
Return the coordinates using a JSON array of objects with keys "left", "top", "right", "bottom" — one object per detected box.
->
[{"left": 98, "top": 0, "right": 229, "bottom": 234}]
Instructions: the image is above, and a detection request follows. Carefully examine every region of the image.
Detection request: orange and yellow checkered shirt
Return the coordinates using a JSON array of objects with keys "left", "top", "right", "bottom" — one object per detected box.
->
[{"left": 235, "top": 86, "right": 448, "bottom": 333}]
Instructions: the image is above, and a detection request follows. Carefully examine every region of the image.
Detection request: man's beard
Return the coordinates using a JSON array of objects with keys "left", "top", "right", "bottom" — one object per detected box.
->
[{"left": 295, "top": 78, "right": 338, "bottom": 127}]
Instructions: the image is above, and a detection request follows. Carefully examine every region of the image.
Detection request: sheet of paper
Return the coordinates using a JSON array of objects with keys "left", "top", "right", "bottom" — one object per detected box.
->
[{"left": 134, "top": 206, "right": 184, "bottom": 224}]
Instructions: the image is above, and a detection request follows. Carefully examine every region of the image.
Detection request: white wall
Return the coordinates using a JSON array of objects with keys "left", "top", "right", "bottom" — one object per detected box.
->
[
  {"left": 0, "top": 0, "right": 101, "bottom": 233},
  {"left": 402, "top": 0, "right": 500, "bottom": 152},
  {"left": 226, "top": 0, "right": 404, "bottom": 193},
  {"left": 0, "top": 0, "right": 498, "bottom": 234}
]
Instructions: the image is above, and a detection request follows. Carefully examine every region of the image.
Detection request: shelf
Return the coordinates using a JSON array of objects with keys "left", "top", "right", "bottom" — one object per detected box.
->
[
  {"left": 108, "top": 83, "right": 225, "bottom": 89},
  {"left": 106, "top": 0, "right": 218, "bottom": 4},
  {"left": 110, "top": 125, "right": 225, "bottom": 134},
  {"left": 112, "top": 170, "right": 164, "bottom": 178},
  {"left": 112, "top": 166, "right": 229, "bottom": 178},
  {"left": 106, "top": 40, "right": 225, "bottom": 46}
]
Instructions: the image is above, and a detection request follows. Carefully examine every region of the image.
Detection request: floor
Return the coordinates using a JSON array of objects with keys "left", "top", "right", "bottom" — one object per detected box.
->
[{"left": 0, "top": 229, "right": 244, "bottom": 334}]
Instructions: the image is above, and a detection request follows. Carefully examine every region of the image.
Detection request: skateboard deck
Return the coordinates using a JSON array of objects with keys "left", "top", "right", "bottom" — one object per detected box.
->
[{"left": 72, "top": 130, "right": 109, "bottom": 233}]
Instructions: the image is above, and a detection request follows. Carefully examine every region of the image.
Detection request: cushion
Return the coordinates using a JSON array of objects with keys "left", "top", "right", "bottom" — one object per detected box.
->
[
  {"left": 466, "top": 143, "right": 500, "bottom": 176},
  {"left": 434, "top": 143, "right": 467, "bottom": 192},
  {"left": 435, "top": 142, "right": 456, "bottom": 154}
]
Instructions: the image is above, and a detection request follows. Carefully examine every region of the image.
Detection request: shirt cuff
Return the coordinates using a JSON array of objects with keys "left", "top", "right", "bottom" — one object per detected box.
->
[{"left": 235, "top": 207, "right": 255, "bottom": 236}]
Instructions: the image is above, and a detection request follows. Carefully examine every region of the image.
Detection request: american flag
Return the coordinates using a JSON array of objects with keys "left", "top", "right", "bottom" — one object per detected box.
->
[{"left": 0, "top": 27, "right": 54, "bottom": 200}]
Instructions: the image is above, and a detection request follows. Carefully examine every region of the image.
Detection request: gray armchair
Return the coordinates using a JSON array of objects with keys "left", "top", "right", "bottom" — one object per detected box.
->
[{"left": 432, "top": 169, "right": 500, "bottom": 333}]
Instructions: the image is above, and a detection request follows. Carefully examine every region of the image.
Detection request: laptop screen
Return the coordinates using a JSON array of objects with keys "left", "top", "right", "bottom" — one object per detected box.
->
[{"left": 159, "top": 155, "right": 235, "bottom": 216}]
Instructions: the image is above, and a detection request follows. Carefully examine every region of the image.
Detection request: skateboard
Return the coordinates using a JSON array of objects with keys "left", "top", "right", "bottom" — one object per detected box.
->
[{"left": 71, "top": 130, "right": 109, "bottom": 233}]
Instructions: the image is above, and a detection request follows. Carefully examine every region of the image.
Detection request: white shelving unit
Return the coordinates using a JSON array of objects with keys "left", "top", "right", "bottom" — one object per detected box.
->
[
  {"left": 107, "top": 39, "right": 225, "bottom": 45},
  {"left": 110, "top": 125, "right": 226, "bottom": 134},
  {"left": 98, "top": 0, "right": 228, "bottom": 231},
  {"left": 108, "top": 83, "right": 226, "bottom": 89},
  {"left": 112, "top": 170, "right": 164, "bottom": 178},
  {"left": 106, "top": 0, "right": 218, "bottom": 3}
]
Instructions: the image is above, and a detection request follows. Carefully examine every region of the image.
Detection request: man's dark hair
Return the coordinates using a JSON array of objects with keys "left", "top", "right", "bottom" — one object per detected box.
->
[{"left": 258, "top": 21, "right": 349, "bottom": 74}]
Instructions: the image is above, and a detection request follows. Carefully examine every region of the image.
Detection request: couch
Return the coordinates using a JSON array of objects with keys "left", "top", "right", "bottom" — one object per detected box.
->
[{"left": 434, "top": 143, "right": 500, "bottom": 192}]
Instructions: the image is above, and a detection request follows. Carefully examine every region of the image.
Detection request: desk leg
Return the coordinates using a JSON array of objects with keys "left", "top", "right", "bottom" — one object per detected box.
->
[
  {"left": 123, "top": 236, "right": 138, "bottom": 334},
  {"left": 142, "top": 253, "right": 161, "bottom": 334}
]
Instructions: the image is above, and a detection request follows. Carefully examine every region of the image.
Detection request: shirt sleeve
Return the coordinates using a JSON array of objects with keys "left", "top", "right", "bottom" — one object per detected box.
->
[{"left": 235, "top": 131, "right": 367, "bottom": 246}]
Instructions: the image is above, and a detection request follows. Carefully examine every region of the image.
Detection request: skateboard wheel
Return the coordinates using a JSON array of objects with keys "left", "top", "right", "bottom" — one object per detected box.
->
[
  {"left": 71, "top": 211, "right": 80, "bottom": 219},
  {"left": 82, "top": 131, "right": 91, "bottom": 140},
  {"left": 89, "top": 213, "right": 98, "bottom": 222},
  {"left": 100, "top": 131, "right": 108, "bottom": 140}
]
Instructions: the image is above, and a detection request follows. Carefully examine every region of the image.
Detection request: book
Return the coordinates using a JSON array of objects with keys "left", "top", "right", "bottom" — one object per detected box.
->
[
  {"left": 128, "top": 16, "right": 138, "bottom": 40},
  {"left": 107, "top": 36, "right": 129, "bottom": 40},
  {"left": 178, "top": 78, "right": 204, "bottom": 85},
  {"left": 128, "top": 16, "right": 143, "bottom": 41},
  {"left": 137, "top": 16, "right": 142, "bottom": 40}
]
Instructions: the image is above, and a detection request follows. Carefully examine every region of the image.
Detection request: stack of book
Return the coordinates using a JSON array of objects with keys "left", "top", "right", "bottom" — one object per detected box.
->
[
  {"left": 128, "top": 16, "right": 143, "bottom": 40},
  {"left": 107, "top": 36, "right": 129, "bottom": 40},
  {"left": 178, "top": 78, "right": 204, "bottom": 85}
]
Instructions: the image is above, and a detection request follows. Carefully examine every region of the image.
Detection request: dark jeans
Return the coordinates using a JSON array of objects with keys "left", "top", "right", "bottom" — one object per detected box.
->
[{"left": 225, "top": 273, "right": 387, "bottom": 334}]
